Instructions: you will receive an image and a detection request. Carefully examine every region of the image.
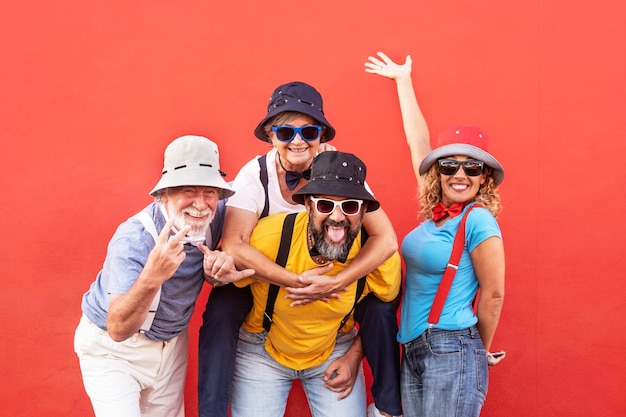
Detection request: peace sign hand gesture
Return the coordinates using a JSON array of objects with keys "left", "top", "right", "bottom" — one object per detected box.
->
[{"left": 143, "top": 218, "right": 190, "bottom": 284}]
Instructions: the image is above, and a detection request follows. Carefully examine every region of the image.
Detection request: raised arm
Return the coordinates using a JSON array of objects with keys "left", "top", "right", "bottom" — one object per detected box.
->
[{"left": 365, "top": 52, "right": 431, "bottom": 182}]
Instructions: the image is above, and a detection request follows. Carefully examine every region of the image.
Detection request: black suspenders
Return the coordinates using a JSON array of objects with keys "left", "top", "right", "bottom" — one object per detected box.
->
[
  {"left": 258, "top": 155, "right": 270, "bottom": 219},
  {"left": 262, "top": 212, "right": 297, "bottom": 331}
]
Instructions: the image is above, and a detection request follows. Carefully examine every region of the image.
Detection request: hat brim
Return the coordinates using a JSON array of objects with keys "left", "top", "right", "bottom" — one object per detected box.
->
[
  {"left": 418, "top": 144, "right": 505, "bottom": 185},
  {"left": 149, "top": 168, "right": 235, "bottom": 199},
  {"left": 254, "top": 103, "right": 336, "bottom": 143},
  {"left": 292, "top": 180, "right": 379, "bottom": 212}
]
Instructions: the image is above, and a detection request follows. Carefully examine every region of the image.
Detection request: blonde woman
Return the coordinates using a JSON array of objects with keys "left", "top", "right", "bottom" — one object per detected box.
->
[{"left": 366, "top": 52, "right": 506, "bottom": 417}]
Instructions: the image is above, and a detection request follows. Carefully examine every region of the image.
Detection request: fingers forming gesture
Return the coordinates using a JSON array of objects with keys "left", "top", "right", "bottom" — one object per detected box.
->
[{"left": 144, "top": 218, "right": 190, "bottom": 284}]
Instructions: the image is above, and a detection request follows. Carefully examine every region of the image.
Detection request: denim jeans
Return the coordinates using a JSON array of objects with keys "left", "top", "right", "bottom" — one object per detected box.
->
[
  {"left": 400, "top": 326, "right": 488, "bottom": 417},
  {"left": 198, "top": 286, "right": 401, "bottom": 417},
  {"left": 230, "top": 328, "right": 366, "bottom": 417}
]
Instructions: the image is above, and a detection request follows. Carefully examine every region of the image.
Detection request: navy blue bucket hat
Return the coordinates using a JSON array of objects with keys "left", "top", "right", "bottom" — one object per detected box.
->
[{"left": 254, "top": 81, "right": 336, "bottom": 143}]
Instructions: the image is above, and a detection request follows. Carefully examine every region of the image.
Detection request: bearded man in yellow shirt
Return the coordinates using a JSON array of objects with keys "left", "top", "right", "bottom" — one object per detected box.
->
[{"left": 230, "top": 151, "right": 401, "bottom": 417}]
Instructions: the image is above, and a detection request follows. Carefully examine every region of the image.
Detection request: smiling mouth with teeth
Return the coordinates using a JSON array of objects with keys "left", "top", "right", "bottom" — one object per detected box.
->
[
  {"left": 451, "top": 184, "right": 469, "bottom": 191},
  {"left": 287, "top": 147, "right": 308, "bottom": 153}
]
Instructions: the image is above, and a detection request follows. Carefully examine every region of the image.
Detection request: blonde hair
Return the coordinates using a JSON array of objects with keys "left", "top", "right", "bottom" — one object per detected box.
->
[{"left": 417, "top": 163, "right": 502, "bottom": 220}]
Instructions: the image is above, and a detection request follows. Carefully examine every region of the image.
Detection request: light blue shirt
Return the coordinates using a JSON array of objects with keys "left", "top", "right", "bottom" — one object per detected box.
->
[
  {"left": 81, "top": 201, "right": 224, "bottom": 341},
  {"left": 398, "top": 204, "right": 502, "bottom": 344}
]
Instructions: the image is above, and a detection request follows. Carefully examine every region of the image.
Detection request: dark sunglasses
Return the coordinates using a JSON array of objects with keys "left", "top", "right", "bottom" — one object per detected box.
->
[
  {"left": 309, "top": 197, "right": 364, "bottom": 216},
  {"left": 438, "top": 159, "right": 485, "bottom": 176},
  {"left": 271, "top": 125, "right": 322, "bottom": 142}
]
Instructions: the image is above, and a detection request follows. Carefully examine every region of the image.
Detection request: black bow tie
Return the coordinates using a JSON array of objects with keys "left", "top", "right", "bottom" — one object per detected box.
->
[
  {"left": 285, "top": 169, "right": 311, "bottom": 190},
  {"left": 278, "top": 154, "right": 311, "bottom": 190}
]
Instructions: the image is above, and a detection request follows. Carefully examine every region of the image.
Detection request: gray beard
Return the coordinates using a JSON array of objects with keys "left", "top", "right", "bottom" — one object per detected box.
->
[{"left": 308, "top": 216, "right": 359, "bottom": 262}]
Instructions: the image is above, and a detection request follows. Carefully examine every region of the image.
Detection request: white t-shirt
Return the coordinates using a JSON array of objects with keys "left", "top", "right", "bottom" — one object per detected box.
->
[{"left": 226, "top": 148, "right": 304, "bottom": 217}]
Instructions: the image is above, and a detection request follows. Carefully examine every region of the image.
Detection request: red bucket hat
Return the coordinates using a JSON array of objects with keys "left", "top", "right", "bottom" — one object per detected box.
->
[{"left": 418, "top": 125, "right": 505, "bottom": 185}]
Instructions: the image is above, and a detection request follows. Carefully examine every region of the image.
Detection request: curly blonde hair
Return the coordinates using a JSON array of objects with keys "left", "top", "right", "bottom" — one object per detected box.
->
[{"left": 417, "top": 163, "right": 502, "bottom": 220}]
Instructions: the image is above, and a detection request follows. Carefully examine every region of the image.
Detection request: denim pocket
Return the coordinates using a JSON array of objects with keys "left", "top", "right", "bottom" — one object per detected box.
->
[
  {"left": 238, "top": 328, "right": 267, "bottom": 346},
  {"left": 427, "top": 333, "right": 463, "bottom": 356},
  {"left": 474, "top": 348, "right": 489, "bottom": 395}
]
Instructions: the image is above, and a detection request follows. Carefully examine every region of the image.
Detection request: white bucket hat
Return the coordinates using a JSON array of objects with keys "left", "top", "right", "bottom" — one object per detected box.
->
[{"left": 149, "top": 135, "right": 235, "bottom": 198}]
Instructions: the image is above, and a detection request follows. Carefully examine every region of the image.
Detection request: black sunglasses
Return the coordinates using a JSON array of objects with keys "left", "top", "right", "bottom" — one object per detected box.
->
[
  {"left": 438, "top": 159, "right": 485, "bottom": 176},
  {"left": 271, "top": 125, "right": 322, "bottom": 142},
  {"left": 309, "top": 197, "right": 364, "bottom": 216}
]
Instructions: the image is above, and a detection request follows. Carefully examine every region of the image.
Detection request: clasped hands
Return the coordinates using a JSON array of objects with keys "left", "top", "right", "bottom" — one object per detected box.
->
[{"left": 284, "top": 263, "right": 347, "bottom": 306}]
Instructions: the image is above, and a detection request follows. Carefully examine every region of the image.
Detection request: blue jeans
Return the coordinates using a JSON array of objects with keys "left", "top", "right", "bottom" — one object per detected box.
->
[
  {"left": 198, "top": 286, "right": 401, "bottom": 417},
  {"left": 230, "top": 328, "right": 366, "bottom": 417},
  {"left": 400, "top": 326, "right": 488, "bottom": 417}
]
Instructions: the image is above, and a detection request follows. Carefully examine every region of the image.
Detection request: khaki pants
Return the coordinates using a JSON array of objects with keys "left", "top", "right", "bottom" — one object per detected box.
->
[{"left": 74, "top": 315, "right": 188, "bottom": 417}]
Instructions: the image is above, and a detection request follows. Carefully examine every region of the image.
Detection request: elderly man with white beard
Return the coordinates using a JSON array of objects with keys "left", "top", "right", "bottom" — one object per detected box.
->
[{"left": 74, "top": 135, "right": 254, "bottom": 417}]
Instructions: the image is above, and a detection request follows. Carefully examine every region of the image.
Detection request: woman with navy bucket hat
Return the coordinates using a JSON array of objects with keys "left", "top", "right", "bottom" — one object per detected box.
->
[
  {"left": 198, "top": 81, "right": 403, "bottom": 417},
  {"left": 365, "top": 52, "right": 506, "bottom": 417}
]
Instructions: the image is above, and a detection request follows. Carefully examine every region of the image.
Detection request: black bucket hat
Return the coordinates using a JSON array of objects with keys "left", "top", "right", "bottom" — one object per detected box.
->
[
  {"left": 292, "top": 151, "right": 379, "bottom": 212},
  {"left": 253, "top": 81, "right": 336, "bottom": 143}
]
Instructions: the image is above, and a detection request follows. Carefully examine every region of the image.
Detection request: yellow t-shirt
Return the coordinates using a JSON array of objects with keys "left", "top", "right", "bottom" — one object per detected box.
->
[{"left": 235, "top": 211, "right": 401, "bottom": 370}]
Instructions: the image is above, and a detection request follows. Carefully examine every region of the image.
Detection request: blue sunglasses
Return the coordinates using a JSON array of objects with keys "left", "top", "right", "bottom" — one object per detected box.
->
[{"left": 271, "top": 125, "right": 323, "bottom": 142}]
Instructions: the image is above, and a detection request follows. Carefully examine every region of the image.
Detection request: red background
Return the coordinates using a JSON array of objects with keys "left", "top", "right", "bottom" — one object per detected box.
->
[{"left": 1, "top": 1, "right": 625, "bottom": 416}]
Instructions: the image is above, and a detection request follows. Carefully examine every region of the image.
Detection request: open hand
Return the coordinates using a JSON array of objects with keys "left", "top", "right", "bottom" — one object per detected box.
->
[{"left": 364, "top": 51, "right": 412, "bottom": 81}]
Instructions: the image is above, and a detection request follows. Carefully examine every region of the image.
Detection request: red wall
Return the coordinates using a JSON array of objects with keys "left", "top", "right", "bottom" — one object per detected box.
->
[{"left": 1, "top": 1, "right": 625, "bottom": 416}]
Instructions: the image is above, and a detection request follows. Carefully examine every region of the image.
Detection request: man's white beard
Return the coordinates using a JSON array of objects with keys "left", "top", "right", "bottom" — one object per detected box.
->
[{"left": 167, "top": 200, "right": 214, "bottom": 238}]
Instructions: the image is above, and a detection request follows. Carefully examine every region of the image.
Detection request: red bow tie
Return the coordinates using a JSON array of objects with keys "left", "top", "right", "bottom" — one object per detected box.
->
[{"left": 432, "top": 202, "right": 469, "bottom": 221}]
